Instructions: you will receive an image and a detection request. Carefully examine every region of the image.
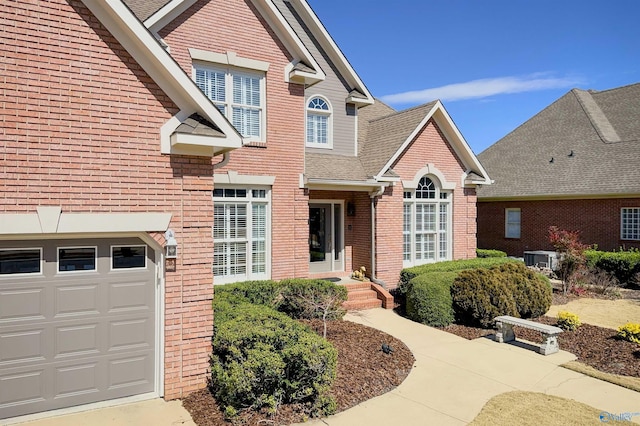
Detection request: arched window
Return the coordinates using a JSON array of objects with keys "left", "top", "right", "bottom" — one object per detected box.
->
[
  {"left": 403, "top": 176, "right": 451, "bottom": 266},
  {"left": 306, "top": 96, "right": 332, "bottom": 148}
]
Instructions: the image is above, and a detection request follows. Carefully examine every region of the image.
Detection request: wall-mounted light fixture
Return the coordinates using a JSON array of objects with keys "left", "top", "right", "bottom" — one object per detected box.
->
[
  {"left": 165, "top": 229, "right": 178, "bottom": 259},
  {"left": 347, "top": 202, "right": 356, "bottom": 217}
]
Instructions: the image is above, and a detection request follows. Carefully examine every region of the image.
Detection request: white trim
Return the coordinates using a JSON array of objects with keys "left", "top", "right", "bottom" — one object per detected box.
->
[
  {"left": 214, "top": 171, "right": 276, "bottom": 186},
  {"left": 190, "top": 49, "right": 270, "bottom": 72},
  {"left": 374, "top": 101, "right": 490, "bottom": 185},
  {"left": 0, "top": 247, "right": 43, "bottom": 277},
  {"left": 110, "top": 244, "right": 148, "bottom": 271},
  {"left": 287, "top": 0, "right": 374, "bottom": 105},
  {"left": 80, "top": 0, "right": 242, "bottom": 156},
  {"left": 145, "top": 0, "right": 197, "bottom": 32},
  {"left": 0, "top": 209, "right": 172, "bottom": 235},
  {"left": 402, "top": 164, "right": 456, "bottom": 191}
]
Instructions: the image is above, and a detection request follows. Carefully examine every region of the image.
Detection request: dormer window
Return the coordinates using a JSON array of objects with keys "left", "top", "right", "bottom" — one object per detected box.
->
[{"left": 306, "top": 96, "right": 332, "bottom": 148}]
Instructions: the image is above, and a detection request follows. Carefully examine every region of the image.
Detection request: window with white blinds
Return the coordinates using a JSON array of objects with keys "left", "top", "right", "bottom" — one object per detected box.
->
[
  {"left": 306, "top": 96, "right": 332, "bottom": 148},
  {"left": 403, "top": 177, "right": 451, "bottom": 267},
  {"left": 213, "top": 188, "right": 270, "bottom": 284},
  {"left": 194, "top": 64, "right": 264, "bottom": 140}
]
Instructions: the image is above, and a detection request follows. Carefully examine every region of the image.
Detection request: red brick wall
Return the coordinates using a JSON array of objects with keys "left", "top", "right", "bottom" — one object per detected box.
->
[
  {"left": 376, "top": 119, "right": 478, "bottom": 288},
  {"left": 2, "top": 0, "right": 214, "bottom": 400},
  {"left": 477, "top": 198, "right": 640, "bottom": 256},
  {"left": 161, "top": 0, "right": 308, "bottom": 280}
]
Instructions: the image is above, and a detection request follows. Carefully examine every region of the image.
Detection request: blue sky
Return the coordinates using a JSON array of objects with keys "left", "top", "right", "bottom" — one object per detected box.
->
[{"left": 307, "top": 0, "right": 640, "bottom": 154}]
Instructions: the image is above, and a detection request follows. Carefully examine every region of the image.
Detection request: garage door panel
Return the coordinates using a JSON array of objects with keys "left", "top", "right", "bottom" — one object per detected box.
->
[
  {"left": 0, "top": 328, "right": 46, "bottom": 365},
  {"left": 0, "top": 287, "right": 46, "bottom": 322},
  {"left": 0, "top": 238, "right": 157, "bottom": 420},
  {"left": 54, "top": 284, "right": 100, "bottom": 318},
  {"left": 108, "top": 280, "right": 152, "bottom": 313},
  {"left": 109, "top": 318, "right": 152, "bottom": 351},
  {"left": 55, "top": 323, "right": 100, "bottom": 358}
]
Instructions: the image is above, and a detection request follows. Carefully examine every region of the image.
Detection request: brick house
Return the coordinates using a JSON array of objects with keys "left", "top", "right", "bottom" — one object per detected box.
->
[
  {"left": 477, "top": 83, "right": 640, "bottom": 256},
  {"left": 0, "top": 0, "right": 489, "bottom": 420}
]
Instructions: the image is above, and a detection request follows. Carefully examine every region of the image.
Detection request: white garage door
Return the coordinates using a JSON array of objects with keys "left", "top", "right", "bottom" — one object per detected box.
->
[{"left": 0, "top": 238, "right": 157, "bottom": 420}]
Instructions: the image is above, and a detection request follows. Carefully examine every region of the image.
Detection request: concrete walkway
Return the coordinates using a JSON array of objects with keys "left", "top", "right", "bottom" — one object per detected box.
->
[
  {"left": 9, "top": 308, "right": 640, "bottom": 425},
  {"left": 299, "top": 309, "right": 640, "bottom": 426}
]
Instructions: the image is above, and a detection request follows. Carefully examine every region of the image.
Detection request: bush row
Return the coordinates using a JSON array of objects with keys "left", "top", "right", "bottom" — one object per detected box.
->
[
  {"left": 585, "top": 249, "right": 640, "bottom": 286},
  {"left": 405, "top": 262, "right": 552, "bottom": 328},
  {"left": 399, "top": 256, "right": 521, "bottom": 292},
  {"left": 211, "top": 279, "right": 347, "bottom": 418},
  {"left": 476, "top": 248, "right": 507, "bottom": 258}
]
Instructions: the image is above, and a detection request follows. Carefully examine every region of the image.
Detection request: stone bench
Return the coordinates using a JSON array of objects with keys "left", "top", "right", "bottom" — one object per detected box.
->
[{"left": 494, "top": 315, "right": 563, "bottom": 355}]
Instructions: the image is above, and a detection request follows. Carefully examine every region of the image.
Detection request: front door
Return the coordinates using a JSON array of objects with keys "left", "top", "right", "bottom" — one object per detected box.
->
[{"left": 309, "top": 203, "right": 343, "bottom": 273}]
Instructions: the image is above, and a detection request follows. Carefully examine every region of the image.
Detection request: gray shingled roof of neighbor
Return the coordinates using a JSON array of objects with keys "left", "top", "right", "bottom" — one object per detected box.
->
[
  {"left": 174, "top": 113, "right": 225, "bottom": 138},
  {"left": 122, "top": 0, "right": 170, "bottom": 21},
  {"left": 477, "top": 83, "right": 640, "bottom": 199}
]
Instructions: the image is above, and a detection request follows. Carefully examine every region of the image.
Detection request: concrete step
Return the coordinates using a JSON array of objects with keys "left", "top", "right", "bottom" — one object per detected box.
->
[
  {"left": 342, "top": 281, "right": 372, "bottom": 291},
  {"left": 342, "top": 298, "right": 383, "bottom": 311},
  {"left": 346, "top": 289, "right": 379, "bottom": 301}
]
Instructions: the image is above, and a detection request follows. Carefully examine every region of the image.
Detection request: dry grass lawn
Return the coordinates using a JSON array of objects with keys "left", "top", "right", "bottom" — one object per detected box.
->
[
  {"left": 562, "top": 361, "right": 640, "bottom": 393},
  {"left": 469, "top": 391, "right": 631, "bottom": 425},
  {"left": 546, "top": 298, "right": 640, "bottom": 329}
]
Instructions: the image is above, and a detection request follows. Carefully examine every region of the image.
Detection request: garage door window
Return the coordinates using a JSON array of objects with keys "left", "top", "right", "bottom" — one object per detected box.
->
[
  {"left": 58, "top": 247, "right": 97, "bottom": 272},
  {"left": 112, "top": 245, "right": 147, "bottom": 269},
  {"left": 0, "top": 248, "right": 41, "bottom": 275}
]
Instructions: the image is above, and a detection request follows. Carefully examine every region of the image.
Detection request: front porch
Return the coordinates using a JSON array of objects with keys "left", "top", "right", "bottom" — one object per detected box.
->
[{"left": 311, "top": 275, "right": 394, "bottom": 310}]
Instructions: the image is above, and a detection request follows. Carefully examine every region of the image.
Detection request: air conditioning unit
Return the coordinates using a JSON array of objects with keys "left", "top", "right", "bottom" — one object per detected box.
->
[{"left": 523, "top": 250, "right": 558, "bottom": 270}]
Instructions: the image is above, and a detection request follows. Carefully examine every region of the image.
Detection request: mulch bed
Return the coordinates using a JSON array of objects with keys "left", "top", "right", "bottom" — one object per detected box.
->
[
  {"left": 440, "top": 317, "right": 640, "bottom": 378},
  {"left": 182, "top": 319, "right": 415, "bottom": 426}
]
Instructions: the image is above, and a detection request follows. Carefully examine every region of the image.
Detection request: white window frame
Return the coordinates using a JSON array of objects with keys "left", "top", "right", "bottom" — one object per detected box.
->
[
  {"left": 57, "top": 246, "right": 98, "bottom": 273},
  {"left": 213, "top": 186, "right": 271, "bottom": 284},
  {"left": 306, "top": 96, "right": 332, "bottom": 149},
  {"left": 193, "top": 63, "right": 266, "bottom": 142},
  {"left": 110, "top": 245, "right": 148, "bottom": 271},
  {"left": 621, "top": 207, "right": 640, "bottom": 241},
  {"left": 505, "top": 208, "right": 521, "bottom": 239},
  {"left": 403, "top": 177, "right": 452, "bottom": 268}
]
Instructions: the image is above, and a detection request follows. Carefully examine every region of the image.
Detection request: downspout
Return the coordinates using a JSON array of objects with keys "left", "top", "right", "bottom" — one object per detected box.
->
[
  {"left": 212, "top": 152, "right": 231, "bottom": 170},
  {"left": 369, "top": 186, "right": 387, "bottom": 288}
]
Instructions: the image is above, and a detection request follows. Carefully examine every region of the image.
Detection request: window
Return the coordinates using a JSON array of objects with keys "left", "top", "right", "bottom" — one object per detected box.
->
[
  {"left": 58, "top": 247, "right": 96, "bottom": 272},
  {"left": 112, "top": 246, "right": 147, "bottom": 269},
  {"left": 621, "top": 207, "right": 640, "bottom": 240},
  {"left": 213, "top": 187, "right": 270, "bottom": 284},
  {"left": 306, "top": 96, "right": 332, "bottom": 148},
  {"left": 194, "top": 64, "right": 264, "bottom": 140},
  {"left": 0, "top": 248, "right": 41, "bottom": 275},
  {"left": 403, "top": 177, "right": 451, "bottom": 266},
  {"left": 505, "top": 208, "right": 521, "bottom": 239}
]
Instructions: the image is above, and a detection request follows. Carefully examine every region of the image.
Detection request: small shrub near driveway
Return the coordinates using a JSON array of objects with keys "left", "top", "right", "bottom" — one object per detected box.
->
[
  {"left": 557, "top": 311, "right": 581, "bottom": 331},
  {"left": 585, "top": 248, "right": 640, "bottom": 287},
  {"left": 211, "top": 300, "right": 337, "bottom": 418},
  {"left": 405, "top": 272, "right": 456, "bottom": 327},
  {"left": 617, "top": 323, "right": 640, "bottom": 344}
]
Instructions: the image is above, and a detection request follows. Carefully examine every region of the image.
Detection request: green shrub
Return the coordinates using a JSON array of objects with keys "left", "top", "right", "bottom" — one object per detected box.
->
[
  {"left": 494, "top": 263, "right": 552, "bottom": 319},
  {"left": 405, "top": 272, "right": 457, "bottom": 327},
  {"left": 398, "top": 257, "right": 521, "bottom": 292},
  {"left": 476, "top": 249, "right": 507, "bottom": 258},
  {"left": 211, "top": 303, "right": 337, "bottom": 417},
  {"left": 617, "top": 323, "right": 640, "bottom": 344},
  {"left": 278, "top": 279, "right": 347, "bottom": 321},
  {"left": 214, "top": 280, "right": 282, "bottom": 307},
  {"left": 450, "top": 268, "right": 518, "bottom": 327},
  {"left": 557, "top": 311, "right": 581, "bottom": 331},
  {"left": 585, "top": 249, "right": 640, "bottom": 286}
]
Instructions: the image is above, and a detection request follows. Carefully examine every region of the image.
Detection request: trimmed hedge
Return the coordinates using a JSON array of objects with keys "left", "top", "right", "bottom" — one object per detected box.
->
[
  {"left": 213, "top": 280, "right": 282, "bottom": 307},
  {"left": 405, "top": 272, "right": 457, "bottom": 327},
  {"left": 476, "top": 249, "right": 507, "bottom": 258},
  {"left": 211, "top": 302, "right": 337, "bottom": 417},
  {"left": 450, "top": 263, "right": 552, "bottom": 327},
  {"left": 585, "top": 249, "right": 640, "bottom": 286},
  {"left": 399, "top": 257, "right": 522, "bottom": 292}
]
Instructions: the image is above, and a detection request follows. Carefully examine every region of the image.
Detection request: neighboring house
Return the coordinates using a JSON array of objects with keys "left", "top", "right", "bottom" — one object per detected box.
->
[
  {"left": 0, "top": 0, "right": 489, "bottom": 420},
  {"left": 477, "top": 83, "right": 640, "bottom": 256}
]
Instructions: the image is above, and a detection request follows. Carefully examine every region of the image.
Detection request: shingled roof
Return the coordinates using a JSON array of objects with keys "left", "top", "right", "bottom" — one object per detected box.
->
[
  {"left": 123, "top": 0, "right": 170, "bottom": 21},
  {"left": 477, "top": 83, "right": 640, "bottom": 199}
]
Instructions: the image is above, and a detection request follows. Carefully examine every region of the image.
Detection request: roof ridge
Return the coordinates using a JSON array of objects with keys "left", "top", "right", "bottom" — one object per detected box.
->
[
  {"left": 572, "top": 89, "right": 621, "bottom": 144},
  {"left": 368, "top": 100, "right": 437, "bottom": 124}
]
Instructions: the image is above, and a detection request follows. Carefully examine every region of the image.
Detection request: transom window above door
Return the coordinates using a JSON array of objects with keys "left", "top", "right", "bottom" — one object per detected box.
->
[
  {"left": 194, "top": 64, "right": 265, "bottom": 141},
  {"left": 306, "top": 96, "right": 332, "bottom": 148}
]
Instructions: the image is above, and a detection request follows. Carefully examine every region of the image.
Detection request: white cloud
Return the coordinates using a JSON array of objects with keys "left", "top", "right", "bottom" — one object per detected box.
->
[{"left": 380, "top": 74, "right": 584, "bottom": 104}]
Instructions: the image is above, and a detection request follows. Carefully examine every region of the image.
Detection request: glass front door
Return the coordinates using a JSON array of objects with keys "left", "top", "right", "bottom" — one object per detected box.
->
[{"left": 309, "top": 203, "right": 343, "bottom": 273}]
